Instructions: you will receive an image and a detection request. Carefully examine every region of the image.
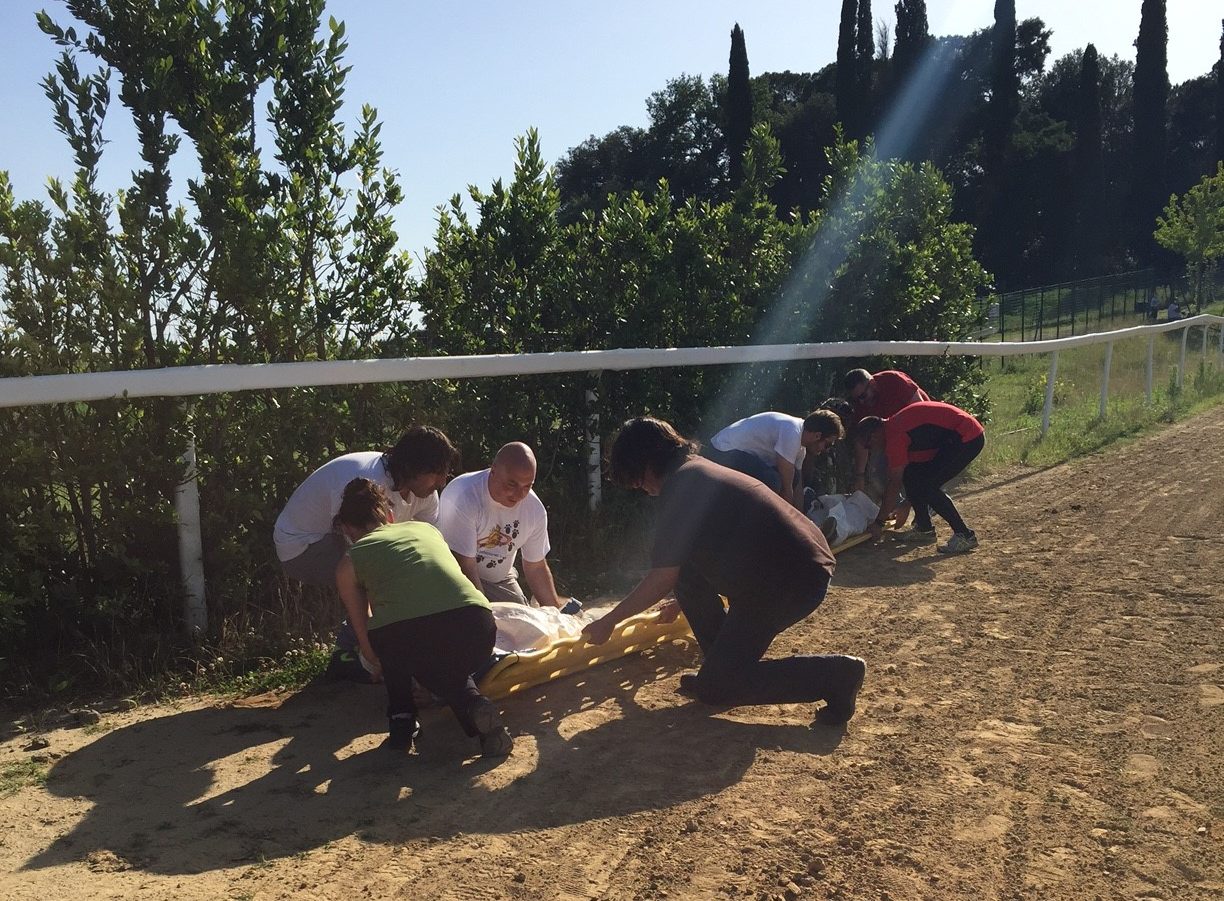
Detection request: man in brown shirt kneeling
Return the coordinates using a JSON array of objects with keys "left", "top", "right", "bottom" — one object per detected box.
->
[{"left": 583, "top": 417, "right": 866, "bottom": 725}]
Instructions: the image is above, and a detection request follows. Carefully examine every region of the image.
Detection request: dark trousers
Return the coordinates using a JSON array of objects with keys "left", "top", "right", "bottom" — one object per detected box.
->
[
  {"left": 676, "top": 566, "right": 847, "bottom": 706},
  {"left": 701, "top": 447, "right": 782, "bottom": 492},
  {"left": 367, "top": 605, "right": 496, "bottom": 736},
  {"left": 902, "top": 433, "right": 984, "bottom": 534}
]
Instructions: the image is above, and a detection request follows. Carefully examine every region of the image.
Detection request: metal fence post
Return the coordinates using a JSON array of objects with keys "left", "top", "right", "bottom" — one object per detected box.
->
[
  {"left": 1099, "top": 341, "right": 1113, "bottom": 419},
  {"left": 586, "top": 371, "right": 602, "bottom": 512},
  {"left": 175, "top": 434, "right": 208, "bottom": 636},
  {"left": 1041, "top": 351, "right": 1059, "bottom": 438}
]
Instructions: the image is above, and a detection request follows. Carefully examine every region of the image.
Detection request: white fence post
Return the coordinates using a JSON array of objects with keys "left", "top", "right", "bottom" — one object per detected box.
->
[
  {"left": 1099, "top": 341, "right": 1113, "bottom": 419},
  {"left": 1177, "top": 326, "right": 1188, "bottom": 389},
  {"left": 585, "top": 371, "right": 602, "bottom": 512},
  {"left": 1146, "top": 333, "right": 1155, "bottom": 403},
  {"left": 175, "top": 435, "right": 208, "bottom": 636},
  {"left": 1041, "top": 351, "right": 1059, "bottom": 438}
]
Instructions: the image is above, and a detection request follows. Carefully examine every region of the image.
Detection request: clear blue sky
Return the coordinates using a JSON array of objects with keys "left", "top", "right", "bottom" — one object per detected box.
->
[{"left": 1, "top": 1, "right": 1219, "bottom": 261}]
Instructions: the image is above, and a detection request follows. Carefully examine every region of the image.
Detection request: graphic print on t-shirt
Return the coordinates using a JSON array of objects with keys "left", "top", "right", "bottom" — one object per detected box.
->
[{"left": 476, "top": 520, "right": 520, "bottom": 569}]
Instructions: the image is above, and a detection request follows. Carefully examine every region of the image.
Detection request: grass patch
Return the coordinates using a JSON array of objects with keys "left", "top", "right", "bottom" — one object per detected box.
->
[
  {"left": 153, "top": 639, "right": 331, "bottom": 701},
  {"left": 973, "top": 321, "right": 1224, "bottom": 472},
  {"left": 1, "top": 758, "right": 49, "bottom": 795}
]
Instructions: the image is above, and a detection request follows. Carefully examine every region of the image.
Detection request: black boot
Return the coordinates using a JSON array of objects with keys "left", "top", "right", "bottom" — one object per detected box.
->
[
  {"left": 384, "top": 715, "right": 421, "bottom": 752},
  {"left": 815, "top": 656, "right": 866, "bottom": 725}
]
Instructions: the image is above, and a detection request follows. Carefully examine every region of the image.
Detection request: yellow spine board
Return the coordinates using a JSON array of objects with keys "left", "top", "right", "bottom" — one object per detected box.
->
[{"left": 477, "top": 528, "right": 874, "bottom": 700}]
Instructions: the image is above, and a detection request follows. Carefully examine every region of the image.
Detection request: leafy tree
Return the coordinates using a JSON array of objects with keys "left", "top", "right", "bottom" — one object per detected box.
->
[
  {"left": 1038, "top": 49, "right": 1135, "bottom": 273},
  {"left": 1167, "top": 74, "right": 1219, "bottom": 197},
  {"left": 1154, "top": 162, "right": 1224, "bottom": 311},
  {"left": 726, "top": 24, "right": 753, "bottom": 187},
  {"left": 555, "top": 75, "right": 726, "bottom": 222},
  {"left": 775, "top": 132, "right": 990, "bottom": 410},
  {"left": 760, "top": 76, "right": 838, "bottom": 215},
  {"left": 553, "top": 126, "right": 651, "bottom": 224},
  {"left": 0, "top": 1, "right": 414, "bottom": 694},
  {"left": 1133, "top": 0, "right": 1170, "bottom": 266}
]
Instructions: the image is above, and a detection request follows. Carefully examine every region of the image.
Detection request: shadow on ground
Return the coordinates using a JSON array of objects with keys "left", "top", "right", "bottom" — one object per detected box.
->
[{"left": 25, "top": 646, "right": 847, "bottom": 875}]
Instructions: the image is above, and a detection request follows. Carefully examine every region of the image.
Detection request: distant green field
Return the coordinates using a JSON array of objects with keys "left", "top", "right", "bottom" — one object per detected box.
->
[{"left": 973, "top": 314, "right": 1224, "bottom": 472}]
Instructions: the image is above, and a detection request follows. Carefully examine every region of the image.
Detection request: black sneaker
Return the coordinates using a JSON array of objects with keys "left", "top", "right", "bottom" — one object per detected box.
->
[
  {"left": 677, "top": 673, "right": 701, "bottom": 698},
  {"left": 896, "top": 526, "right": 937, "bottom": 544},
  {"left": 471, "top": 698, "right": 514, "bottom": 758},
  {"left": 815, "top": 656, "right": 866, "bottom": 725},
  {"left": 383, "top": 716, "right": 420, "bottom": 752}
]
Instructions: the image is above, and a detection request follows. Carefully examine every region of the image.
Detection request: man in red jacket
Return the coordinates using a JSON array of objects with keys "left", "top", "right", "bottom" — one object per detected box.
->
[
  {"left": 844, "top": 368, "right": 930, "bottom": 524},
  {"left": 854, "top": 401, "right": 984, "bottom": 555}
]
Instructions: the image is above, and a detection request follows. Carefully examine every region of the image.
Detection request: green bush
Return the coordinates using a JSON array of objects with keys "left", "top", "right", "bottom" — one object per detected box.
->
[
  {"left": 1022, "top": 373, "right": 1071, "bottom": 414},
  {"left": 0, "top": 6, "right": 992, "bottom": 702}
]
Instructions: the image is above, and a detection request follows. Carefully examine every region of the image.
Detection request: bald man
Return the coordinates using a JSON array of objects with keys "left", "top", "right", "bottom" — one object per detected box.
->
[{"left": 437, "top": 443, "right": 564, "bottom": 607}]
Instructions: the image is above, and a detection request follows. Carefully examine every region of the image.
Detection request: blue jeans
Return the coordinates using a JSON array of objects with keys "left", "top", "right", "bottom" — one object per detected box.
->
[
  {"left": 676, "top": 566, "right": 847, "bottom": 706},
  {"left": 701, "top": 447, "right": 782, "bottom": 492}
]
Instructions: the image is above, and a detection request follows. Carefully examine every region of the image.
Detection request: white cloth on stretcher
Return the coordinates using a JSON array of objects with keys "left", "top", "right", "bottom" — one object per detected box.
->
[
  {"left": 806, "top": 490, "right": 880, "bottom": 546},
  {"left": 492, "top": 602, "right": 595, "bottom": 654}
]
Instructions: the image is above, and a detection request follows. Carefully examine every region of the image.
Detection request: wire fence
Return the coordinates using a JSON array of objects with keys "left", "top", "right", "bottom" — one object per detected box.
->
[{"left": 977, "top": 268, "right": 1224, "bottom": 342}]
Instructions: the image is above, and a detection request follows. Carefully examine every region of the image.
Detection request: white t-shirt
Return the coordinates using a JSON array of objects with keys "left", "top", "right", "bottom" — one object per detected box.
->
[
  {"left": 710, "top": 412, "right": 806, "bottom": 470},
  {"left": 436, "top": 469, "right": 550, "bottom": 582},
  {"left": 273, "top": 452, "right": 440, "bottom": 562}
]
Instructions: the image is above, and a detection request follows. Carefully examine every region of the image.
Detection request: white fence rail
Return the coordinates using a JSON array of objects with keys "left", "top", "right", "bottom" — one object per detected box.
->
[
  {"left": 3, "top": 314, "right": 1222, "bottom": 633},
  {"left": 3, "top": 316, "right": 1221, "bottom": 409}
]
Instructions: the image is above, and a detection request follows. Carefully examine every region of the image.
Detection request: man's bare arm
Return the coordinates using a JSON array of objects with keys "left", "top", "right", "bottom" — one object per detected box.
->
[{"left": 521, "top": 557, "right": 563, "bottom": 608}]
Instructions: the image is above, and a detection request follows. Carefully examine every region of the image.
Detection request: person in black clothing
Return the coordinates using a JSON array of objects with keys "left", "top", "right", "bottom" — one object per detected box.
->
[{"left": 583, "top": 417, "right": 865, "bottom": 724}]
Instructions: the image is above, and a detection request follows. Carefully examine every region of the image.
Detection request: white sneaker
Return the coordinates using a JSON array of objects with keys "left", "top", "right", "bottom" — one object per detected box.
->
[{"left": 938, "top": 531, "right": 978, "bottom": 554}]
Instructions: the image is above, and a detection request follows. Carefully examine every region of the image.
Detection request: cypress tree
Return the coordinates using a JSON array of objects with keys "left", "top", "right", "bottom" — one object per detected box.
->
[
  {"left": 855, "top": 0, "right": 875, "bottom": 137},
  {"left": 1217, "top": 19, "right": 1223, "bottom": 164},
  {"left": 1133, "top": 0, "right": 1169, "bottom": 265},
  {"left": 836, "top": 0, "right": 859, "bottom": 135},
  {"left": 986, "top": 0, "right": 1018, "bottom": 164},
  {"left": 892, "top": 0, "right": 930, "bottom": 86},
  {"left": 979, "top": 0, "right": 1017, "bottom": 287},
  {"left": 1073, "top": 44, "right": 1106, "bottom": 275},
  {"left": 726, "top": 23, "right": 753, "bottom": 187}
]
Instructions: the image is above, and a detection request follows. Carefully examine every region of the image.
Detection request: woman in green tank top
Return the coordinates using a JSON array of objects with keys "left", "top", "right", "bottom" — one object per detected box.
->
[{"left": 334, "top": 478, "right": 513, "bottom": 757}]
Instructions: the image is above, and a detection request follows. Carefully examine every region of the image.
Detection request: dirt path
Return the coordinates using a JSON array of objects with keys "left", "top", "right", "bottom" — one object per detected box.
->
[{"left": 3, "top": 409, "right": 1223, "bottom": 900}]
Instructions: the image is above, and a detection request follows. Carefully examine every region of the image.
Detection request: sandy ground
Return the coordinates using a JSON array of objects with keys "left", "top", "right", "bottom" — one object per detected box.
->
[{"left": 2, "top": 407, "right": 1223, "bottom": 901}]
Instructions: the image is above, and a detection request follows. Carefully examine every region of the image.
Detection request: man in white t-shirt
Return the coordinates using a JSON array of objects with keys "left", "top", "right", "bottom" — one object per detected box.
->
[
  {"left": 705, "top": 410, "right": 844, "bottom": 509},
  {"left": 274, "top": 425, "right": 460, "bottom": 587},
  {"left": 437, "top": 442, "right": 564, "bottom": 607}
]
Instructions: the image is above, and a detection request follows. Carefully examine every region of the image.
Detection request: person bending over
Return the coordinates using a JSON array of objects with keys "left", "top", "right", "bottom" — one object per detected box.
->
[
  {"left": 333, "top": 478, "right": 513, "bottom": 757},
  {"left": 855, "top": 400, "right": 984, "bottom": 555},
  {"left": 437, "top": 442, "right": 564, "bottom": 607},
  {"left": 583, "top": 417, "right": 865, "bottom": 724},
  {"left": 704, "top": 410, "right": 844, "bottom": 509},
  {"left": 274, "top": 425, "right": 460, "bottom": 587},
  {"left": 843, "top": 368, "right": 928, "bottom": 492}
]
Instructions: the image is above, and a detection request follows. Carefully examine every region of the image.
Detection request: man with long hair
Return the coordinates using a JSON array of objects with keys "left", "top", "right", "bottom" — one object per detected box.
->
[{"left": 583, "top": 417, "right": 866, "bottom": 724}]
